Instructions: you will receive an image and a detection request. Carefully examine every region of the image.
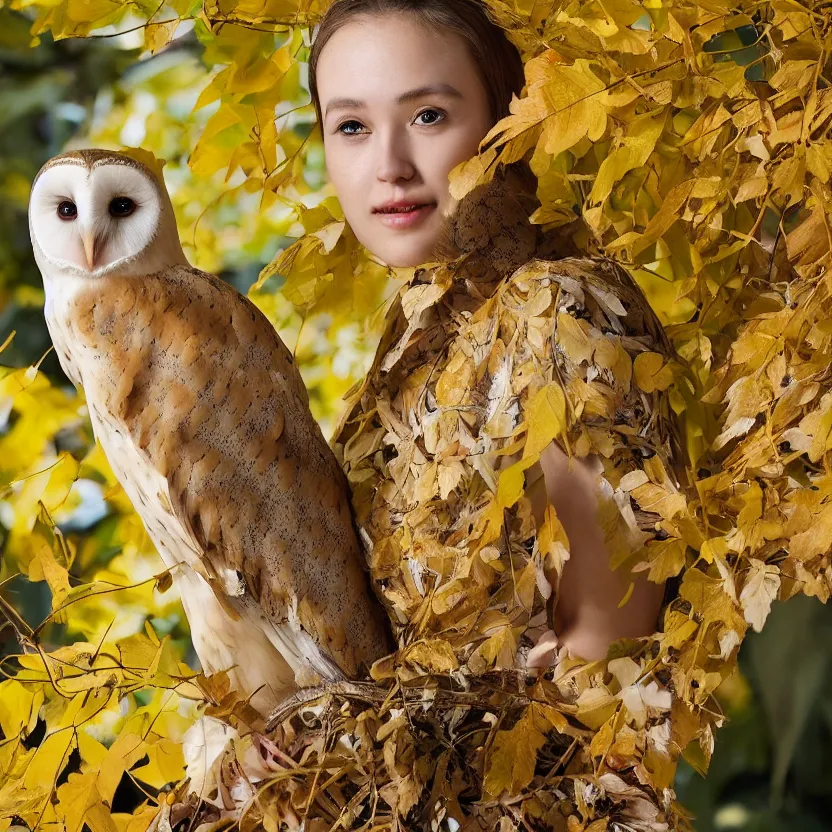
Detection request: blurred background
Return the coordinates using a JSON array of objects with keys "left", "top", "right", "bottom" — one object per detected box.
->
[{"left": 1, "top": 6, "right": 831, "bottom": 829}]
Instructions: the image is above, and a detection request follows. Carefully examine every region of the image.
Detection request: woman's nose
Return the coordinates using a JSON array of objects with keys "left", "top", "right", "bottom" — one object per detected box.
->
[{"left": 375, "top": 128, "right": 416, "bottom": 183}]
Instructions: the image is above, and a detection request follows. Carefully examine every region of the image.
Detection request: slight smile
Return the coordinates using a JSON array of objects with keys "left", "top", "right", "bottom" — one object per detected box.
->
[{"left": 373, "top": 203, "right": 436, "bottom": 229}]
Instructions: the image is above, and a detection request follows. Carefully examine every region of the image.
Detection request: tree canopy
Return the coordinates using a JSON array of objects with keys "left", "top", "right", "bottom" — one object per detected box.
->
[{"left": 1, "top": 0, "right": 831, "bottom": 829}]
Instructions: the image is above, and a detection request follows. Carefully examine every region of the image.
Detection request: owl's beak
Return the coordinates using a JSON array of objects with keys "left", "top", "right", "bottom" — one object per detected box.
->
[{"left": 82, "top": 231, "right": 96, "bottom": 271}]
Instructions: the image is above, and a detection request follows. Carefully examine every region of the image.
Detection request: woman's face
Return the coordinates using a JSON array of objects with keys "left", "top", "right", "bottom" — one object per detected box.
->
[{"left": 316, "top": 14, "right": 494, "bottom": 268}]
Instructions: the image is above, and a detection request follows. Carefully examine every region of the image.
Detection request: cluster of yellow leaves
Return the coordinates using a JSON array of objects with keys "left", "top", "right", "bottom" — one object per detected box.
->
[
  {"left": 0, "top": 633, "right": 200, "bottom": 832},
  {"left": 1, "top": 0, "right": 831, "bottom": 829},
  {"left": 0, "top": 339, "right": 196, "bottom": 637},
  {"left": 474, "top": 0, "right": 830, "bottom": 295},
  {"left": 158, "top": 673, "right": 671, "bottom": 831},
  {"left": 0, "top": 335, "right": 217, "bottom": 829},
  {"left": 698, "top": 255, "right": 832, "bottom": 613}
]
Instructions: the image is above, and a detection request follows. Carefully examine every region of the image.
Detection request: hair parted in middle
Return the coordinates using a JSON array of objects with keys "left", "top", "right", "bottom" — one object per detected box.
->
[
  {"left": 308, "top": 0, "right": 527, "bottom": 129},
  {"left": 306, "top": 0, "right": 538, "bottom": 194}
]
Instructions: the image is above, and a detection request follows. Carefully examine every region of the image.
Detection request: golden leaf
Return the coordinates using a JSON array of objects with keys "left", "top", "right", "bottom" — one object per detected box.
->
[
  {"left": 589, "top": 115, "right": 664, "bottom": 205},
  {"left": 522, "top": 383, "right": 568, "bottom": 460},
  {"left": 633, "top": 352, "right": 674, "bottom": 393},
  {"left": 739, "top": 559, "right": 780, "bottom": 633},
  {"left": 402, "top": 639, "right": 459, "bottom": 673},
  {"left": 483, "top": 705, "right": 549, "bottom": 797}
]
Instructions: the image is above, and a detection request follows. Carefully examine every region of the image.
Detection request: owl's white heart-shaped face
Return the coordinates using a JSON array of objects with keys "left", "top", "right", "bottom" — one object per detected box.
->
[{"left": 29, "top": 159, "right": 163, "bottom": 277}]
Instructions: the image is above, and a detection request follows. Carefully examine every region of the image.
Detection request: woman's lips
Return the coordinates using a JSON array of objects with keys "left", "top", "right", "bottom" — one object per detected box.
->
[{"left": 374, "top": 203, "right": 436, "bottom": 229}]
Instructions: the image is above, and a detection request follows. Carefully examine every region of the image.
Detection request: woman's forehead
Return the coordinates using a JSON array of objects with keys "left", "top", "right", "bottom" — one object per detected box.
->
[{"left": 316, "top": 16, "right": 480, "bottom": 103}]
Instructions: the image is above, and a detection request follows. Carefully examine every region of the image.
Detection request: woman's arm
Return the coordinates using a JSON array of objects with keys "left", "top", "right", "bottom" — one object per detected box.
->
[{"left": 525, "top": 440, "right": 665, "bottom": 665}]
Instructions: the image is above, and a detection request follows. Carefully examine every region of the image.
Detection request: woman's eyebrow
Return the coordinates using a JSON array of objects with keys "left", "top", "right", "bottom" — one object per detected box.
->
[{"left": 325, "top": 83, "right": 463, "bottom": 118}]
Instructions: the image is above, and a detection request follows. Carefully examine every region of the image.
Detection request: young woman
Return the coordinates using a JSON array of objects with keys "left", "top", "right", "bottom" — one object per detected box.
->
[{"left": 307, "top": 0, "right": 670, "bottom": 665}]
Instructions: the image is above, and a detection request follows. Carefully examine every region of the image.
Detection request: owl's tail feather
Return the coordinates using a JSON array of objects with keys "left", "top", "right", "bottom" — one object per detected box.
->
[
  {"left": 175, "top": 569, "right": 298, "bottom": 714},
  {"left": 232, "top": 593, "right": 348, "bottom": 689}
]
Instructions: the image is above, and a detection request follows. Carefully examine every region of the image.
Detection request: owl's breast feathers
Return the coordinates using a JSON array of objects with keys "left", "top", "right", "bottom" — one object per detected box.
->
[{"left": 61, "top": 265, "right": 391, "bottom": 682}]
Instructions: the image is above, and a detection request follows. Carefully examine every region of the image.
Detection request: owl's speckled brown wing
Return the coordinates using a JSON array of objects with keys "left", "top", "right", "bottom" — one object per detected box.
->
[{"left": 67, "top": 265, "right": 393, "bottom": 684}]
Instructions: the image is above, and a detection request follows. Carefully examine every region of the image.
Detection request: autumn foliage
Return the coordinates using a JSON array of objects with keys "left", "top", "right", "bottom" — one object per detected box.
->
[{"left": 1, "top": 0, "right": 831, "bottom": 830}]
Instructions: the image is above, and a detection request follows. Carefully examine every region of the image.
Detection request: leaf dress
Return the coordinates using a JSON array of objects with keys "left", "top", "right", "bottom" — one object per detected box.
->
[{"left": 330, "top": 163, "right": 688, "bottom": 673}]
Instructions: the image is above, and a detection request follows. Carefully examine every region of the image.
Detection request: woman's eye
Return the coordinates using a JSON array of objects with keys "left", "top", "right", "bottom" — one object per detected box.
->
[
  {"left": 57, "top": 201, "right": 77, "bottom": 220},
  {"left": 337, "top": 120, "right": 364, "bottom": 136},
  {"left": 109, "top": 196, "right": 136, "bottom": 218},
  {"left": 337, "top": 109, "right": 446, "bottom": 136},
  {"left": 415, "top": 108, "right": 445, "bottom": 126}
]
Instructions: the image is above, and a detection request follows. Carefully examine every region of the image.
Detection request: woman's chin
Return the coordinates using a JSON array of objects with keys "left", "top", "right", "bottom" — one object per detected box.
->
[{"left": 373, "top": 239, "right": 440, "bottom": 270}]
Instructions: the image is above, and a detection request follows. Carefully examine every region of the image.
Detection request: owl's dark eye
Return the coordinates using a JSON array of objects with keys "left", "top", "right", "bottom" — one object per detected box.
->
[
  {"left": 109, "top": 197, "right": 136, "bottom": 218},
  {"left": 57, "top": 201, "right": 77, "bottom": 220}
]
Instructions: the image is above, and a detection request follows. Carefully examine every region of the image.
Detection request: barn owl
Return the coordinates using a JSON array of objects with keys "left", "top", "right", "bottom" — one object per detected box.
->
[{"left": 28, "top": 149, "right": 393, "bottom": 717}]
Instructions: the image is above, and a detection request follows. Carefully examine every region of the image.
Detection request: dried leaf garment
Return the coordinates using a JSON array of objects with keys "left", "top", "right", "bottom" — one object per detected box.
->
[{"left": 331, "top": 164, "right": 688, "bottom": 673}]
